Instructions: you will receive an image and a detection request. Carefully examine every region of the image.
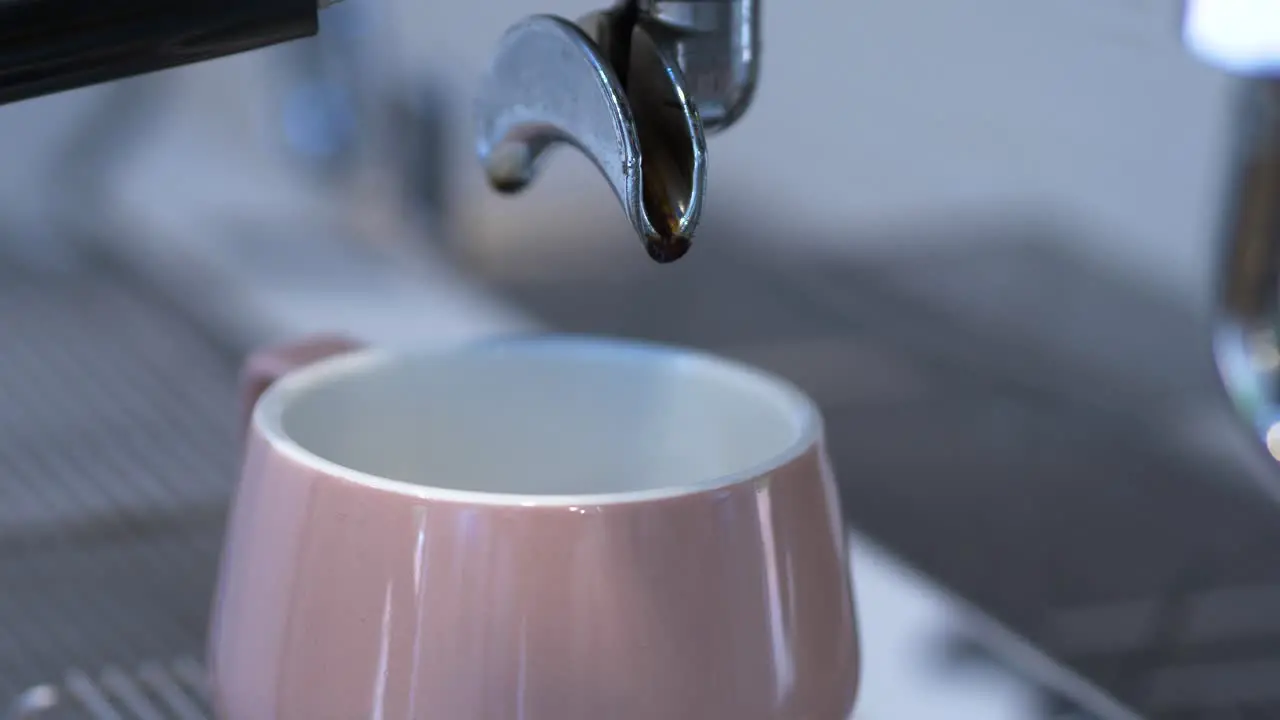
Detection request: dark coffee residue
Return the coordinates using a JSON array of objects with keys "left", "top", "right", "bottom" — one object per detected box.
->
[{"left": 645, "top": 234, "right": 691, "bottom": 263}]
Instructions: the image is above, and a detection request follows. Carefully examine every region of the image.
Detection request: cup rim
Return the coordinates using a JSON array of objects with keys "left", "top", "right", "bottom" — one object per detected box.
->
[{"left": 251, "top": 335, "right": 823, "bottom": 507}]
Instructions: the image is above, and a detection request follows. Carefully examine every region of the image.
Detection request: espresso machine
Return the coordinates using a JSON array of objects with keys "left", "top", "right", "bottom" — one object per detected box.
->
[
  {"left": 5, "top": 0, "right": 1279, "bottom": 431},
  {"left": 4, "top": 1, "right": 1280, "bottom": 719},
  {"left": 0, "top": 0, "right": 756, "bottom": 258}
]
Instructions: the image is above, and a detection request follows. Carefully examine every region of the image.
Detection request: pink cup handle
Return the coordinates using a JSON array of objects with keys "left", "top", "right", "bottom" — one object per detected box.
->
[{"left": 239, "top": 335, "right": 367, "bottom": 438}]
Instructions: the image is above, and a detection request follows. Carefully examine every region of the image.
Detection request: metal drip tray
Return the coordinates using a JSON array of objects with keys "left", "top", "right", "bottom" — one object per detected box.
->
[{"left": 0, "top": 258, "right": 241, "bottom": 700}]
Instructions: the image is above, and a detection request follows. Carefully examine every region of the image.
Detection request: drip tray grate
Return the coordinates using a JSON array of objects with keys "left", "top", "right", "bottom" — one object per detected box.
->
[{"left": 0, "top": 259, "right": 242, "bottom": 701}]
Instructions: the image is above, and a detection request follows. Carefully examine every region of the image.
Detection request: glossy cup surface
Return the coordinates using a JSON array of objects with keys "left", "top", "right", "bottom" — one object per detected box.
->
[{"left": 210, "top": 336, "right": 859, "bottom": 720}]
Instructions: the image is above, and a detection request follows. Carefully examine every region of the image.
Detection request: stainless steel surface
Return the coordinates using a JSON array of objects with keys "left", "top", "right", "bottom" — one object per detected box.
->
[
  {"left": 634, "top": 0, "right": 759, "bottom": 133},
  {"left": 6, "top": 658, "right": 212, "bottom": 720},
  {"left": 474, "top": 12, "right": 707, "bottom": 262},
  {"left": 0, "top": 258, "right": 237, "bottom": 703},
  {"left": 6, "top": 687, "right": 57, "bottom": 720},
  {"left": 473, "top": 0, "right": 758, "bottom": 259},
  {"left": 1213, "top": 79, "right": 1280, "bottom": 464},
  {"left": 1173, "top": 1, "right": 1280, "bottom": 481}
]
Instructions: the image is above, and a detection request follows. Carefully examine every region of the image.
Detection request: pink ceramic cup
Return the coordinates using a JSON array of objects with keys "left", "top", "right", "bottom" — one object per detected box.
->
[{"left": 210, "top": 334, "right": 859, "bottom": 720}]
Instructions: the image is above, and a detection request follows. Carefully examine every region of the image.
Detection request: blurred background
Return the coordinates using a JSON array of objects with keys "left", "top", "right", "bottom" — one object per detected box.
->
[{"left": 4, "top": 0, "right": 1280, "bottom": 718}]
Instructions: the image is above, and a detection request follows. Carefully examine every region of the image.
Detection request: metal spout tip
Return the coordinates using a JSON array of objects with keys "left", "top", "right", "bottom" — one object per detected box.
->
[
  {"left": 644, "top": 234, "right": 692, "bottom": 263},
  {"left": 483, "top": 143, "right": 536, "bottom": 195},
  {"left": 474, "top": 13, "right": 706, "bottom": 264}
]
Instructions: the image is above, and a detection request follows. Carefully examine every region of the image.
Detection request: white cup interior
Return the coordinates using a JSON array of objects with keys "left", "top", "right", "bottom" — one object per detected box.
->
[{"left": 256, "top": 337, "right": 818, "bottom": 502}]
